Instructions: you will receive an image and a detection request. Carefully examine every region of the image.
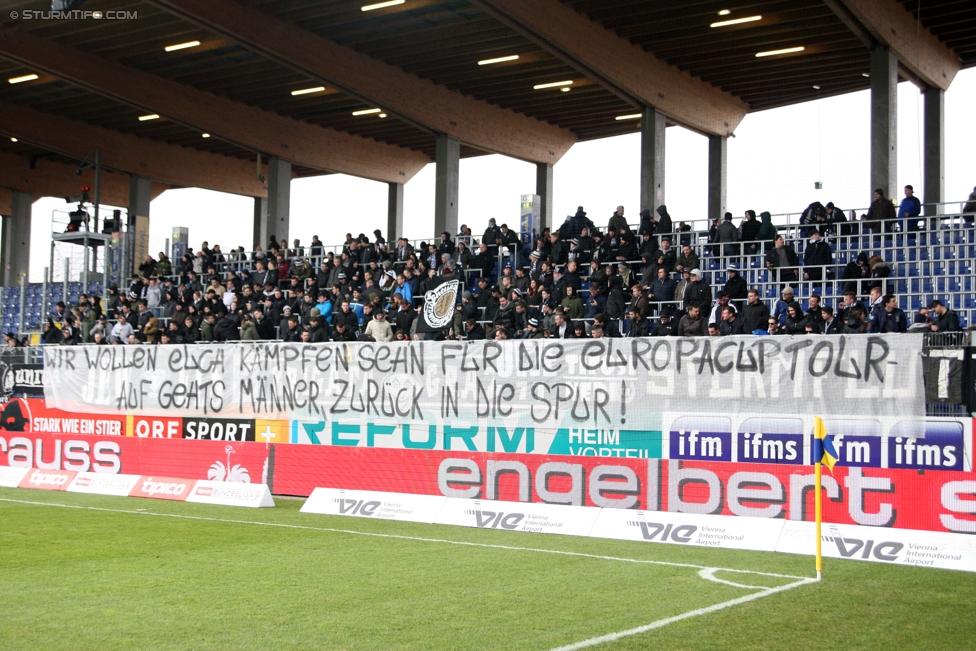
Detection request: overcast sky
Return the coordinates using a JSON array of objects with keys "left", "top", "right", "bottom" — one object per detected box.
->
[{"left": 25, "top": 68, "right": 976, "bottom": 282}]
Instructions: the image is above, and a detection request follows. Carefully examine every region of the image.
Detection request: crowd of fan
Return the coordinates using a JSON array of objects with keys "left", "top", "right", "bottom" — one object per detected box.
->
[{"left": 12, "top": 186, "right": 970, "bottom": 348}]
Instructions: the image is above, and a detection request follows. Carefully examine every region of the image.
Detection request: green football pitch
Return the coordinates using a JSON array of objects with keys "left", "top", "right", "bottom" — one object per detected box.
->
[{"left": 1, "top": 488, "right": 973, "bottom": 651}]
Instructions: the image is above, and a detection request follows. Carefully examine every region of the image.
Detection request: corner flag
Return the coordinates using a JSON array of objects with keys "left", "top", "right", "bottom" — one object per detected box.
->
[
  {"left": 813, "top": 417, "right": 838, "bottom": 474},
  {"left": 812, "top": 416, "right": 836, "bottom": 581}
]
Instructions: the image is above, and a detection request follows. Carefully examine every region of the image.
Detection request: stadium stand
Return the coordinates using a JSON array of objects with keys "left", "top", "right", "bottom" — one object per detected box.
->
[{"left": 2, "top": 202, "right": 973, "bottom": 346}]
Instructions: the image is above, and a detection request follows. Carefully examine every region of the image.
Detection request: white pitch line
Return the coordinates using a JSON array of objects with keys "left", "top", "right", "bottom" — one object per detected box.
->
[
  {"left": 548, "top": 577, "right": 817, "bottom": 651},
  {"left": 0, "top": 496, "right": 811, "bottom": 582}
]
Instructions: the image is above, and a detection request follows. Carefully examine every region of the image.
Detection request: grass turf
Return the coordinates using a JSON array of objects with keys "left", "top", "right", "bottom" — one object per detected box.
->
[{"left": 0, "top": 487, "right": 973, "bottom": 650}]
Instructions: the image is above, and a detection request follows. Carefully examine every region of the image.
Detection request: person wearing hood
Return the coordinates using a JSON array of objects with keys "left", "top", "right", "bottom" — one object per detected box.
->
[
  {"left": 566, "top": 207, "right": 595, "bottom": 240},
  {"left": 637, "top": 209, "right": 656, "bottom": 238},
  {"left": 437, "top": 231, "right": 455, "bottom": 259},
  {"left": 824, "top": 202, "right": 848, "bottom": 236},
  {"left": 842, "top": 252, "right": 870, "bottom": 295},
  {"left": 756, "top": 211, "right": 778, "bottom": 251},
  {"left": 799, "top": 201, "right": 826, "bottom": 237},
  {"left": 963, "top": 186, "right": 976, "bottom": 224},
  {"left": 655, "top": 205, "right": 673, "bottom": 241},
  {"left": 865, "top": 188, "right": 896, "bottom": 233},
  {"left": 740, "top": 210, "right": 761, "bottom": 254}
]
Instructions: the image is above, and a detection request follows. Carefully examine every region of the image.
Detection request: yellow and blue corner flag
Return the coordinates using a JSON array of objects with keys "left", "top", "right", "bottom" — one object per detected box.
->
[{"left": 813, "top": 416, "right": 838, "bottom": 473}]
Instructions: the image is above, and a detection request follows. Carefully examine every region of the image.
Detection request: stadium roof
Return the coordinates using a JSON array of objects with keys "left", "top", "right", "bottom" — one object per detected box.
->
[{"left": 0, "top": 0, "right": 973, "bottom": 191}]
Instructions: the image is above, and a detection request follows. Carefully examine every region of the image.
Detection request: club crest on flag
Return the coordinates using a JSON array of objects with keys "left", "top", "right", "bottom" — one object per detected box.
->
[{"left": 418, "top": 279, "right": 459, "bottom": 332}]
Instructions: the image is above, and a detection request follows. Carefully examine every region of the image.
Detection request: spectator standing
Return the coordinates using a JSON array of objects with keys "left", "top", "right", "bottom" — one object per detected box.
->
[
  {"left": 715, "top": 213, "right": 740, "bottom": 257},
  {"left": 765, "top": 236, "right": 799, "bottom": 283},
  {"left": 963, "top": 186, "right": 976, "bottom": 223},
  {"left": 723, "top": 265, "right": 748, "bottom": 310},
  {"left": 740, "top": 210, "right": 761, "bottom": 254},
  {"left": 654, "top": 205, "right": 673, "bottom": 242},
  {"left": 608, "top": 206, "right": 628, "bottom": 235},
  {"left": 802, "top": 230, "right": 832, "bottom": 283},
  {"left": 865, "top": 188, "right": 896, "bottom": 233},
  {"left": 898, "top": 185, "right": 922, "bottom": 231},
  {"left": 756, "top": 211, "right": 778, "bottom": 251}
]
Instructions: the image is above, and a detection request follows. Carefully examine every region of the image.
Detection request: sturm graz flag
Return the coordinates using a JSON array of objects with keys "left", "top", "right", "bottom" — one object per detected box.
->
[{"left": 415, "top": 278, "right": 460, "bottom": 334}]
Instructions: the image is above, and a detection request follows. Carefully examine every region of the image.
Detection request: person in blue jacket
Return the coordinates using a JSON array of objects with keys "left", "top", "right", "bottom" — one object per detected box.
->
[{"left": 898, "top": 185, "right": 922, "bottom": 232}]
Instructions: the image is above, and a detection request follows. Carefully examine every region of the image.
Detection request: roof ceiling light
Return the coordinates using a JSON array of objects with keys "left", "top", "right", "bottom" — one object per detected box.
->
[
  {"left": 718, "top": 9, "right": 731, "bottom": 16},
  {"left": 755, "top": 46, "right": 805, "bottom": 58},
  {"left": 352, "top": 108, "right": 383, "bottom": 116},
  {"left": 138, "top": 114, "right": 160, "bottom": 121},
  {"left": 862, "top": 73, "right": 870, "bottom": 77},
  {"left": 8, "top": 74, "right": 39, "bottom": 84},
  {"left": 201, "top": 133, "right": 211, "bottom": 138},
  {"left": 361, "top": 0, "right": 404, "bottom": 11},
  {"left": 10, "top": 137, "right": 18, "bottom": 142},
  {"left": 291, "top": 86, "right": 327, "bottom": 96},
  {"left": 478, "top": 55, "right": 519, "bottom": 66},
  {"left": 615, "top": 113, "right": 642, "bottom": 121},
  {"left": 812, "top": 85, "right": 821, "bottom": 90},
  {"left": 378, "top": 113, "right": 388, "bottom": 118},
  {"left": 533, "top": 80, "right": 573, "bottom": 90},
  {"left": 560, "top": 87, "right": 571, "bottom": 93},
  {"left": 711, "top": 15, "right": 761, "bottom": 28},
  {"left": 164, "top": 40, "right": 200, "bottom": 52}
]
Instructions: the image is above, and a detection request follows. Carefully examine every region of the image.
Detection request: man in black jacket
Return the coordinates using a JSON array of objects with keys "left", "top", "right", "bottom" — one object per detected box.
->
[
  {"left": 723, "top": 265, "right": 748, "bottom": 310},
  {"left": 719, "top": 306, "right": 749, "bottom": 335},
  {"left": 803, "top": 229, "right": 832, "bottom": 283},
  {"left": 252, "top": 307, "right": 275, "bottom": 339},
  {"left": 652, "top": 308, "right": 677, "bottom": 336},
  {"left": 308, "top": 314, "right": 330, "bottom": 342},
  {"left": 929, "top": 299, "right": 961, "bottom": 332},
  {"left": 684, "top": 269, "right": 712, "bottom": 312},
  {"left": 740, "top": 289, "right": 770, "bottom": 333},
  {"left": 279, "top": 315, "right": 301, "bottom": 342},
  {"left": 655, "top": 205, "right": 673, "bottom": 243},
  {"left": 482, "top": 219, "right": 500, "bottom": 256},
  {"left": 214, "top": 311, "right": 241, "bottom": 341},
  {"left": 821, "top": 306, "right": 841, "bottom": 334}
]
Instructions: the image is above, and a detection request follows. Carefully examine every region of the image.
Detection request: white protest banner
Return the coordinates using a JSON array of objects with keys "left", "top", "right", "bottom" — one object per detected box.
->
[
  {"left": 44, "top": 336, "right": 925, "bottom": 441},
  {"left": 589, "top": 508, "right": 786, "bottom": 552},
  {"left": 301, "top": 487, "right": 446, "bottom": 523}
]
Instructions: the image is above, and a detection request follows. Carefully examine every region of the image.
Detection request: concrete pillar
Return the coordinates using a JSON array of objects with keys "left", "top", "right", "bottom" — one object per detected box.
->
[
  {"left": 640, "top": 106, "right": 666, "bottom": 215},
  {"left": 267, "top": 156, "right": 291, "bottom": 243},
  {"left": 128, "top": 176, "right": 152, "bottom": 279},
  {"left": 253, "top": 197, "right": 268, "bottom": 251},
  {"left": 434, "top": 133, "right": 460, "bottom": 236},
  {"left": 707, "top": 135, "right": 727, "bottom": 223},
  {"left": 387, "top": 182, "right": 404, "bottom": 242},
  {"left": 535, "top": 163, "right": 553, "bottom": 233},
  {"left": 923, "top": 87, "right": 944, "bottom": 216},
  {"left": 1, "top": 191, "right": 32, "bottom": 287},
  {"left": 870, "top": 46, "right": 897, "bottom": 201}
]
